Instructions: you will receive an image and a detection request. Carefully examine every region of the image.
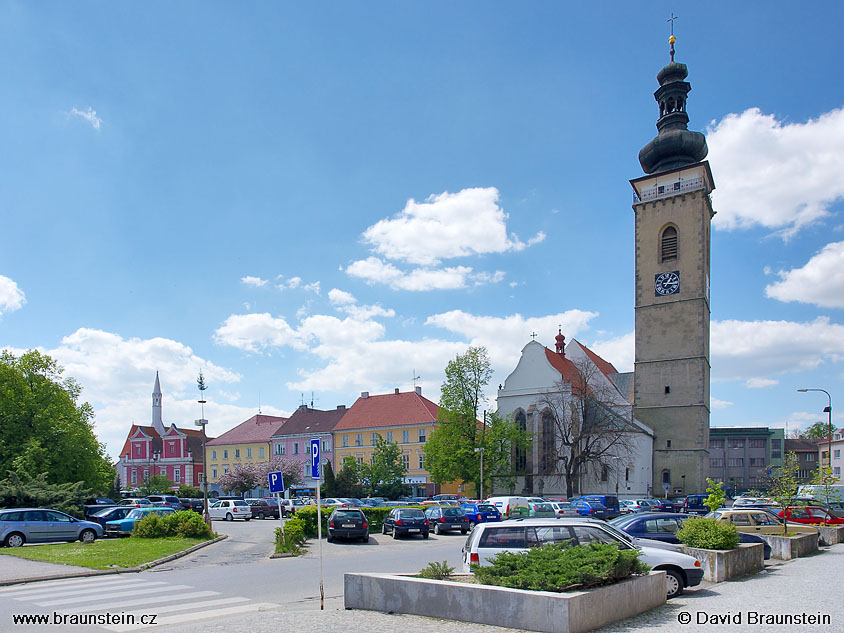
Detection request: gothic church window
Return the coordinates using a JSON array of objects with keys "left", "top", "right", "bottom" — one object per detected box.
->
[
  {"left": 660, "top": 226, "right": 678, "bottom": 262},
  {"left": 514, "top": 410, "right": 527, "bottom": 473},
  {"left": 540, "top": 411, "right": 554, "bottom": 474}
]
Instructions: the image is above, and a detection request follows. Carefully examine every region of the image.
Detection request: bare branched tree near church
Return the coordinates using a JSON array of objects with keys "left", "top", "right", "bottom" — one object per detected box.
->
[{"left": 537, "top": 357, "right": 635, "bottom": 498}]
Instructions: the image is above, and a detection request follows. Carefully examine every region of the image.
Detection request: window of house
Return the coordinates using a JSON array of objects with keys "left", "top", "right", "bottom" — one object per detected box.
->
[
  {"left": 836, "top": 467, "right": 841, "bottom": 476},
  {"left": 386, "top": 431, "right": 393, "bottom": 443},
  {"left": 728, "top": 439, "right": 745, "bottom": 449},
  {"left": 259, "top": 447, "right": 264, "bottom": 458},
  {"left": 356, "top": 456, "right": 364, "bottom": 464},
  {"left": 666, "top": 440, "right": 672, "bottom": 448},
  {"left": 418, "top": 453, "right": 424, "bottom": 469},
  {"left": 223, "top": 449, "right": 228, "bottom": 459},
  {"left": 727, "top": 458, "right": 743, "bottom": 467},
  {"left": 144, "top": 469, "right": 149, "bottom": 481},
  {"left": 273, "top": 444, "right": 281, "bottom": 455},
  {"left": 131, "top": 471, "right": 137, "bottom": 484},
  {"left": 771, "top": 438, "right": 782, "bottom": 459},
  {"left": 280, "top": 444, "right": 286, "bottom": 455},
  {"left": 355, "top": 434, "right": 363, "bottom": 447},
  {"left": 223, "top": 466, "right": 229, "bottom": 474},
  {"left": 731, "top": 477, "right": 743, "bottom": 487},
  {"left": 808, "top": 453, "right": 817, "bottom": 461},
  {"left": 661, "top": 469, "right": 670, "bottom": 484},
  {"left": 212, "top": 468, "right": 217, "bottom": 479},
  {"left": 541, "top": 412, "right": 554, "bottom": 474},
  {"left": 246, "top": 448, "right": 252, "bottom": 458},
  {"left": 371, "top": 433, "right": 379, "bottom": 446},
  {"left": 293, "top": 442, "right": 299, "bottom": 455},
  {"left": 710, "top": 458, "right": 724, "bottom": 468},
  {"left": 835, "top": 450, "right": 841, "bottom": 459},
  {"left": 370, "top": 454, "right": 375, "bottom": 465},
  {"left": 749, "top": 458, "right": 765, "bottom": 467},
  {"left": 234, "top": 449, "right": 240, "bottom": 459},
  {"left": 710, "top": 439, "right": 724, "bottom": 449},
  {"left": 418, "top": 428, "right": 426, "bottom": 443},
  {"left": 174, "top": 470, "right": 180, "bottom": 483},
  {"left": 660, "top": 226, "right": 678, "bottom": 262},
  {"left": 322, "top": 439, "right": 328, "bottom": 452},
  {"left": 342, "top": 435, "right": 349, "bottom": 447},
  {"left": 515, "top": 410, "right": 527, "bottom": 473},
  {"left": 402, "top": 430, "right": 409, "bottom": 443},
  {"left": 212, "top": 450, "right": 217, "bottom": 460},
  {"left": 749, "top": 439, "right": 766, "bottom": 448},
  {"left": 401, "top": 453, "right": 410, "bottom": 469}
]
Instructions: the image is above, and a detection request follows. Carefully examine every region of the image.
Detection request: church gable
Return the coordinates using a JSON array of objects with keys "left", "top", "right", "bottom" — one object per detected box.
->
[{"left": 502, "top": 341, "right": 567, "bottom": 393}]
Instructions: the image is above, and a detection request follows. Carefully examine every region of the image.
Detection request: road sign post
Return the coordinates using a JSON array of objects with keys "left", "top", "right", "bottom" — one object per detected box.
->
[
  {"left": 268, "top": 471, "right": 286, "bottom": 536},
  {"left": 311, "top": 437, "right": 324, "bottom": 610}
]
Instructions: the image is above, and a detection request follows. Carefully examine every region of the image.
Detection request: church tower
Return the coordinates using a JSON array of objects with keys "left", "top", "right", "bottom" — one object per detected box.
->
[
  {"left": 151, "top": 371, "right": 165, "bottom": 436},
  {"left": 631, "top": 34, "right": 714, "bottom": 497}
]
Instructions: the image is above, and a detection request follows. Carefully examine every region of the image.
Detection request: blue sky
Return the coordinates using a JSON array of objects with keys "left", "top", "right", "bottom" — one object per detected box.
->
[{"left": 2, "top": 2, "right": 844, "bottom": 460}]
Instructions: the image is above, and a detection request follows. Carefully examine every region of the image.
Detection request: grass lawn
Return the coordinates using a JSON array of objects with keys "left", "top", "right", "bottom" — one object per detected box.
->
[{"left": 0, "top": 537, "right": 210, "bottom": 570}]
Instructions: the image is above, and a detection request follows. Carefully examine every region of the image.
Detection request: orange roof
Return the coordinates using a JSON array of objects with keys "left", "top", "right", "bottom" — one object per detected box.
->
[
  {"left": 333, "top": 390, "right": 439, "bottom": 431},
  {"left": 544, "top": 348, "right": 586, "bottom": 393},
  {"left": 574, "top": 339, "right": 619, "bottom": 377}
]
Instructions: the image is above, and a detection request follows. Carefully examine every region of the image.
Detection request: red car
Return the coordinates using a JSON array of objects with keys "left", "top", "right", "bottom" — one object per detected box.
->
[{"left": 777, "top": 506, "right": 844, "bottom": 525}]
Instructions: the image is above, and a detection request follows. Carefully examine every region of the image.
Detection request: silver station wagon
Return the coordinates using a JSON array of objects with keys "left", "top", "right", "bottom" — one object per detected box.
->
[{"left": 0, "top": 508, "right": 104, "bottom": 547}]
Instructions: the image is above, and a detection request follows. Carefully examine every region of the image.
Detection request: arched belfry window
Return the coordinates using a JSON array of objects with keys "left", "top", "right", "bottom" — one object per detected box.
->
[{"left": 660, "top": 226, "right": 678, "bottom": 262}]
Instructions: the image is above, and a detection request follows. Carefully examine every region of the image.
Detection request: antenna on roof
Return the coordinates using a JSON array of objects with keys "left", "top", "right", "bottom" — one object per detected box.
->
[
  {"left": 258, "top": 389, "right": 262, "bottom": 415},
  {"left": 412, "top": 369, "right": 422, "bottom": 388}
]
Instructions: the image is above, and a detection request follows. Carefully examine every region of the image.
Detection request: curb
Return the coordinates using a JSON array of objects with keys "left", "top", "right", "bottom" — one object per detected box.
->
[{"left": 0, "top": 534, "right": 227, "bottom": 587}]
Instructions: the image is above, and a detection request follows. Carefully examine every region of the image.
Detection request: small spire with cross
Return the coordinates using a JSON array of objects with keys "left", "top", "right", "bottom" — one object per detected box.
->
[
  {"left": 667, "top": 13, "right": 678, "bottom": 62},
  {"left": 530, "top": 332, "right": 538, "bottom": 341}
]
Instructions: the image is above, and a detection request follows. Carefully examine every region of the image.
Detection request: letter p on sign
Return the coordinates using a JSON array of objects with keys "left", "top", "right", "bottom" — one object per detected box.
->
[{"left": 310, "top": 438, "right": 320, "bottom": 479}]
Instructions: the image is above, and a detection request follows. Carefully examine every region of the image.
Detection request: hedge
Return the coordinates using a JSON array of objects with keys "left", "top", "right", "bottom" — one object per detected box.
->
[
  {"left": 473, "top": 542, "right": 650, "bottom": 592},
  {"left": 132, "top": 510, "right": 214, "bottom": 539},
  {"left": 275, "top": 519, "right": 305, "bottom": 554},
  {"left": 677, "top": 516, "right": 739, "bottom": 550},
  {"left": 294, "top": 505, "right": 424, "bottom": 538}
]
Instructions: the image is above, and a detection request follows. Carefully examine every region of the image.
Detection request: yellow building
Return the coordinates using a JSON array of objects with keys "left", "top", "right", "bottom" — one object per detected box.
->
[
  {"left": 332, "top": 387, "right": 459, "bottom": 497},
  {"left": 206, "top": 414, "right": 287, "bottom": 493}
]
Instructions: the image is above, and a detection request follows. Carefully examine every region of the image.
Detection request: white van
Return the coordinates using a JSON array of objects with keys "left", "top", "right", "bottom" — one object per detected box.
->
[
  {"left": 461, "top": 517, "right": 703, "bottom": 599},
  {"left": 485, "top": 496, "right": 529, "bottom": 519}
]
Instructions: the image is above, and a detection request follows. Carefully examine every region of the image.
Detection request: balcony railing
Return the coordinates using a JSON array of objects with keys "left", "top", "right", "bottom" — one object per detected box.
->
[{"left": 634, "top": 176, "right": 705, "bottom": 203}]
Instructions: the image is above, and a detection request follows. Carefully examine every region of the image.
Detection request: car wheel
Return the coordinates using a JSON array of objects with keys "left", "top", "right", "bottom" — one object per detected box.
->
[
  {"left": 79, "top": 529, "right": 97, "bottom": 544},
  {"left": 327, "top": 533, "right": 333, "bottom": 543},
  {"left": 461, "top": 528, "right": 468, "bottom": 535},
  {"left": 244, "top": 517, "right": 251, "bottom": 521},
  {"left": 392, "top": 528, "right": 400, "bottom": 539},
  {"left": 256, "top": 512, "right": 264, "bottom": 520},
  {"left": 664, "top": 569, "right": 683, "bottom": 599},
  {"left": 360, "top": 535, "right": 368, "bottom": 543},
  {"left": 225, "top": 513, "right": 233, "bottom": 521},
  {"left": 381, "top": 524, "right": 387, "bottom": 535},
  {"left": 433, "top": 523, "right": 441, "bottom": 535},
  {"left": 422, "top": 532, "right": 429, "bottom": 539},
  {"left": 468, "top": 521, "right": 476, "bottom": 530},
  {"left": 4, "top": 532, "right": 24, "bottom": 548}
]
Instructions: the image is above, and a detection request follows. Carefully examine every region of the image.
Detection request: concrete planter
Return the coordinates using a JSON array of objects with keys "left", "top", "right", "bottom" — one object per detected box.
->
[
  {"left": 758, "top": 532, "right": 819, "bottom": 560},
  {"left": 679, "top": 543, "right": 763, "bottom": 582},
  {"left": 817, "top": 525, "right": 844, "bottom": 546},
  {"left": 344, "top": 571, "right": 665, "bottom": 633}
]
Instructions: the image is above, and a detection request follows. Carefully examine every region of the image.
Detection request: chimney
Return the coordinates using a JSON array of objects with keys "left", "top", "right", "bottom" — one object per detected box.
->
[
  {"left": 337, "top": 405, "right": 346, "bottom": 410},
  {"left": 395, "top": 388, "right": 400, "bottom": 395},
  {"left": 415, "top": 386, "right": 422, "bottom": 396},
  {"left": 361, "top": 392, "right": 369, "bottom": 399}
]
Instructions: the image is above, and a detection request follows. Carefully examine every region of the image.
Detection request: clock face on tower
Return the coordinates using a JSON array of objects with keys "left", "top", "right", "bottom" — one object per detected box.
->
[{"left": 654, "top": 271, "right": 680, "bottom": 296}]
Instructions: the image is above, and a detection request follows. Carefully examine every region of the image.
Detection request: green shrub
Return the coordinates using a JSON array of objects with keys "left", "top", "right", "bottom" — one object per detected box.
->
[
  {"left": 676, "top": 516, "right": 739, "bottom": 550},
  {"left": 275, "top": 519, "right": 305, "bottom": 554},
  {"left": 131, "top": 511, "right": 214, "bottom": 540},
  {"left": 293, "top": 506, "right": 329, "bottom": 538},
  {"left": 472, "top": 542, "right": 649, "bottom": 592},
  {"left": 418, "top": 560, "right": 455, "bottom": 580}
]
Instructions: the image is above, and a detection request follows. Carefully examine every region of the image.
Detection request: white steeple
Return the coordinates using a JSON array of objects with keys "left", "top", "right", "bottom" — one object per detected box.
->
[{"left": 151, "top": 371, "right": 165, "bottom": 435}]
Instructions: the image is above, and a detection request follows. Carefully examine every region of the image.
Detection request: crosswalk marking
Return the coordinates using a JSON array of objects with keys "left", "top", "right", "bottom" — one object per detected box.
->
[
  {"left": 36, "top": 584, "right": 193, "bottom": 607},
  {"left": 107, "top": 602, "right": 280, "bottom": 632},
  {"left": 11, "top": 580, "right": 164, "bottom": 601},
  {"left": 6, "top": 573, "right": 279, "bottom": 629}
]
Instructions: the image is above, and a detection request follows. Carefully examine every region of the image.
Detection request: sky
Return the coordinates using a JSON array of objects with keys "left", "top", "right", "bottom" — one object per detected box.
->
[{"left": 2, "top": 2, "right": 844, "bottom": 461}]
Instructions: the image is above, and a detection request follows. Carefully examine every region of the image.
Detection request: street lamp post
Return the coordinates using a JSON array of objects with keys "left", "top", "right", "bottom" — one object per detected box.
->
[
  {"left": 196, "top": 371, "right": 210, "bottom": 526},
  {"left": 798, "top": 388, "right": 833, "bottom": 467},
  {"left": 474, "top": 447, "right": 484, "bottom": 501}
]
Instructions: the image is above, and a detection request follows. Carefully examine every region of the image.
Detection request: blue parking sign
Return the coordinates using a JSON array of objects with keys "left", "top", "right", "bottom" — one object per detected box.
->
[
  {"left": 310, "top": 437, "right": 320, "bottom": 479},
  {"left": 268, "top": 471, "right": 285, "bottom": 493}
]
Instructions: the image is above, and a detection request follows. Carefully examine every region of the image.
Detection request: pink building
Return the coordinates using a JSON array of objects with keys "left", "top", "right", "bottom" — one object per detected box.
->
[{"left": 118, "top": 373, "right": 211, "bottom": 490}]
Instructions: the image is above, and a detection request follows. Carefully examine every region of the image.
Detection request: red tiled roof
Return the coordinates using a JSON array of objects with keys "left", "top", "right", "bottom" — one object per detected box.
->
[
  {"left": 206, "top": 414, "right": 288, "bottom": 446},
  {"left": 573, "top": 339, "right": 619, "bottom": 377},
  {"left": 544, "top": 348, "right": 586, "bottom": 394},
  {"left": 272, "top": 406, "right": 349, "bottom": 437},
  {"left": 333, "top": 391, "right": 439, "bottom": 431}
]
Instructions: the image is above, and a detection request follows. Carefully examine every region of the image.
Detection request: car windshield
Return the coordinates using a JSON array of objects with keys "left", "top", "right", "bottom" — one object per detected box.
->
[
  {"left": 399, "top": 510, "right": 425, "bottom": 518},
  {"left": 127, "top": 509, "right": 145, "bottom": 519},
  {"left": 477, "top": 505, "right": 496, "bottom": 512},
  {"left": 533, "top": 503, "right": 553, "bottom": 511},
  {"left": 442, "top": 508, "right": 463, "bottom": 517},
  {"left": 334, "top": 510, "right": 363, "bottom": 519},
  {"left": 93, "top": 507, "right": 117, "bottom": 517},
  {"left": 597, "top": 522, "right": 635, "bottom": 546},
  {"left": 234, "top": 501, "right": 248, "bottom": 507}
]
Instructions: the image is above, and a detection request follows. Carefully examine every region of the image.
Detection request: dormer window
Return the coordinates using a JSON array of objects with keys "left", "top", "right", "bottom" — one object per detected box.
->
[{"left": 661, "top": 226, "right": 678, "bottom": 262}]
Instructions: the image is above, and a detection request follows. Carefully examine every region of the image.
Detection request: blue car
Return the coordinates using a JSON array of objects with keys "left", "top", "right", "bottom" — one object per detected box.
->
[
  {"left": 570, "top": 499, "right": 610, "bottom": 519},
  {"left": 573, "top": 495, "right": 621, "bottom": 519},
  {"left": 89, "top": 506, "right": 134, "bottom": 528},
  {"left": 609, "top": 512, "right": 771, "bottom": 559},
  {"left": 105, "top": 507, "right": 176, "bottom": 537},
  {"left": 459, "top": 503, "right": 502, "bottom": 528}
]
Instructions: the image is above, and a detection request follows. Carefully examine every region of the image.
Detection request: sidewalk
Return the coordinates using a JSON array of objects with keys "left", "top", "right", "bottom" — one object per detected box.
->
[{"left": 0, "top": 555, "right": 96, "bottom": 584}]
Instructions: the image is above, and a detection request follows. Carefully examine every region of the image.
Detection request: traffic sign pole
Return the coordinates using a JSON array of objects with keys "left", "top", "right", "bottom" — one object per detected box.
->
[{"left": 311, "top": 438, "right": 324, "bottom": 611}]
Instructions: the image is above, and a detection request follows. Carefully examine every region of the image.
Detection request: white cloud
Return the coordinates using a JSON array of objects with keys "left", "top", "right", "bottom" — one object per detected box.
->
[
  {"left": 286, "top": 277, "right": 301, "bottom": 289},
  {"left": 707, "top": 107, "right": 844, "bottom": 236},
  {"left": 213, "top": 313, "right": 304, "bottom": 353},
  {"left": 589, "top": 332, "right": 635, "bottom": 373},
  {"left": 0, "top": 275, "right": 26, "bottom": 315},
  {"left": 711, "top": 397, "right": 734, "bottom": 409},
  {"left": 327, "top": 287, "right": 395, "bottom": 320},
  {"left": 328, "top": 289, "right": 356, "bottom": 306},
  {"left": 746, "top": 377, "right": 779, "bottom": 389},
  {"left": 345, "top": 256, "right": 504, "bottom": 291},
  {"left": 361, "top": 187, "right": 545, "bottom": 266},
  {"left": 33, "top": 328, "right": 270, "bottom": 460},
  {"left": 303, "top": 281, "right": 321, "bottom": 294},
  {"left": 711, "top": 317, "right": 844, "bottom": 381},
  {"left": 241, "top": 276, "right": 268, "bottom": 287},
  {"left": 765, "top": 241, "right": 844, "bottom": 308},
  {"left": 70, "top": 106, "right": 102, "bottom": 130}
]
